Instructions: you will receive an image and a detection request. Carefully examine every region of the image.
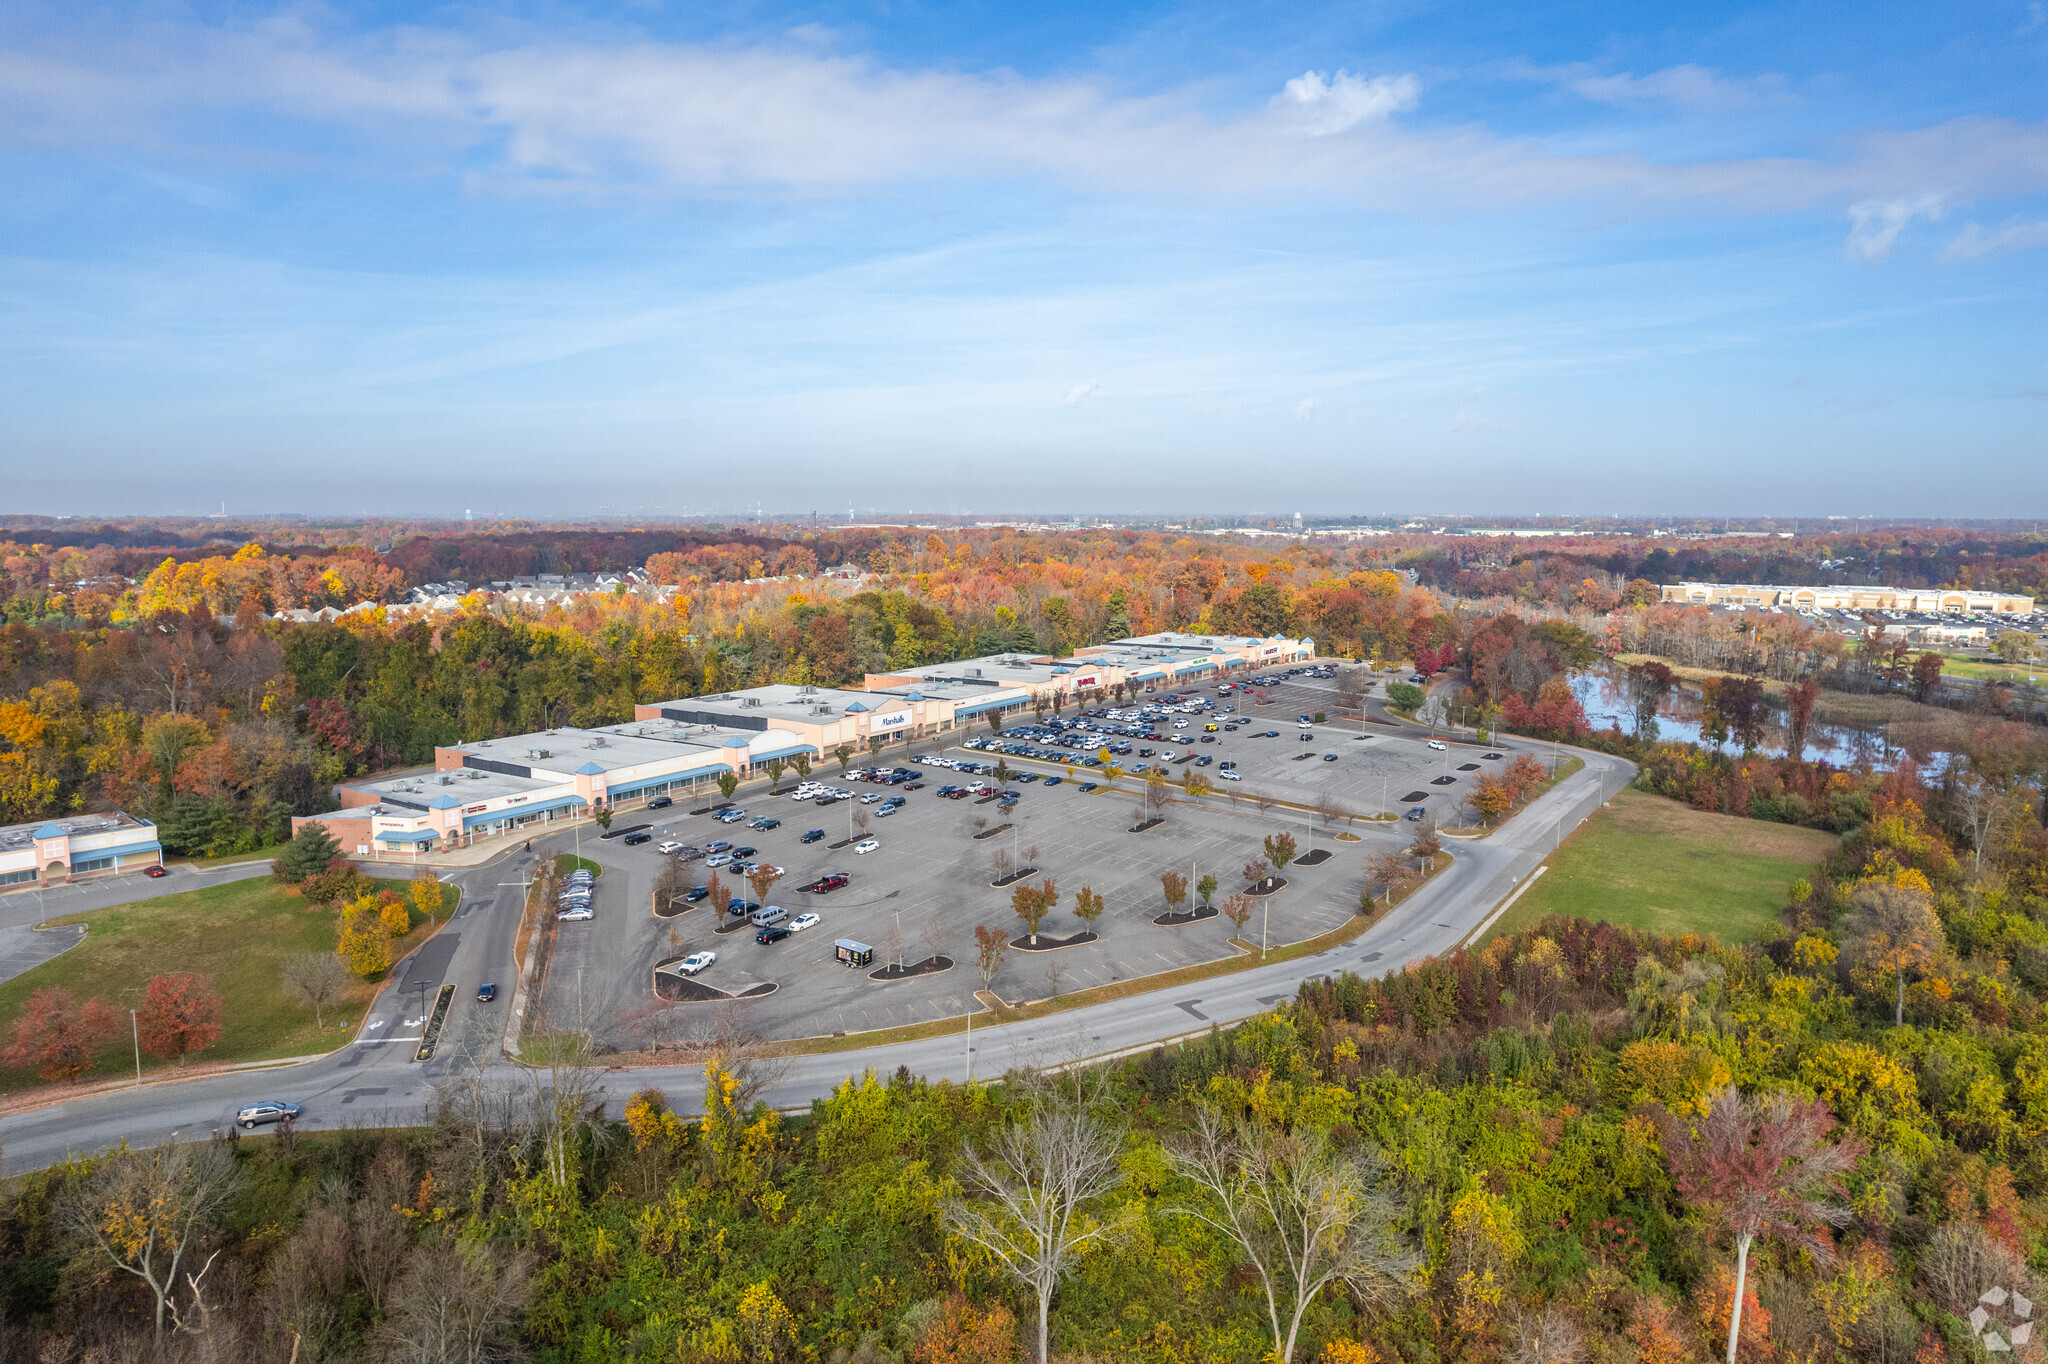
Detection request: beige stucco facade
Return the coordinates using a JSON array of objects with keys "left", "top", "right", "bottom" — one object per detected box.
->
[{"left": 1660, "top": 582, "right": 2034, "bottom": 614}]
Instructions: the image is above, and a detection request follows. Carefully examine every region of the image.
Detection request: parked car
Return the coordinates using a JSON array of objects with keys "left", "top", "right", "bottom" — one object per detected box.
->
[
  {"left": 854, "top": 838, "right": 880, "bottom": 854},
  {"left": 790, "top": 911, "right": 820, "bottom": 932},
  {"left": 1217, "top": 770, "right": 1242, "bottom": 782},
  {"left": 1043, "top": 776, "right": 1063, "bottom": 786},
  {"left": 750, "top": 905, "right": 788, "bottom": 928},
  {"left": 144, "top": 864, "right": 169, "bottom": 878},
  {"left": 803, "top": 872, "right": 850, "bottom": 893},
  {"left": 236, "top": 1100, "right": 301, "bottom": 1129},
  {"left": 622, "top": 831, "right": 652, "bottom": 846},
  {"left": 1323, "top": 752, "right": 1339, "bottom": 762},
  {"left": 800, "top": 828, "right": 825, "bottom": 843},
  {"left": 476, "top": 983, "right": 497, "bottom": 1001},
  {"left": 683, "top": 885, "right": 711, "bottom": 903},
  {"left": 1426, "top": 739, "right": 1448, "bottom": 751},
  {"left": 656, "top": 840, "right": 685, "bottom": 854},
  {"left": 704, "top": 852, "right": 734, "bottom": 868},
  {"left": 1077, "top": 782, "right": 1099, "bottom": 793},
  {"left": 647, "top": 795, "right": 672, "bottom": 809},
  {"left": 677, "top": 951, "right": 716, "bottom": 975},
  {"left": 557, "top": 906, "right": 593, "bottom": 922},
  {"left": 1405, "top": 806, "right": 1428, "bottom": 820},
  {"left": 748, "top": 816, "right": 781, "bottom": 830},
  {"left": 756, "top": 924, "right": 791, "bottom": 944}
]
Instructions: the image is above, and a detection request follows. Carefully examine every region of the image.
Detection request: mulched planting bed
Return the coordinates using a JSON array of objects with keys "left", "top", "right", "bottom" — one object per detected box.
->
[
  {"left": 1010, "top": 930, "right": 1099, "bottom": 952},
  {"left": 989, "top": 867, "right": 1040, "bottom": 888},
  {"left": 1483, "top": 752, "right": 1504, "bottom": 759},
  {"left": 1458, "top": 763, "right": 1481, "bottom": 771},
  {"left": 972, "top": 824, "right": 1014, "bottom": 840},
  {"left": 1245, "top": 876, "right": 1288, "bottom": 897},
  {"left": 713, "top": 916, "right": 758, "bottom": 935},
  {"left": 652, "top": 899, "right": 697, "bottom": 919},
  {"left": 1128, "top": 818, "right": 1165, "bottom": 832},
  {"left": 1399, "top": 790, "right": 1429, "bottom": 802},
  {"left": 1431, "top": 776, "right": 1458, "bottom": 786},
  {"left": 869, "top": 956, "right": 954, "bottom": 982},
  {"left": 1293, "top": 848, "right": 1333, "bottom": 867},
  {"left": 1154, "top": 904, "right": 1219, "bottom": 926},
  {"left": 652, "top": 961, "right": 780, "bottom": 1003}
]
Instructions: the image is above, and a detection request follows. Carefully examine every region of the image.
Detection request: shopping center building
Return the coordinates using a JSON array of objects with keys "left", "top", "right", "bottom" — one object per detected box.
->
[
  {"left": 0, "top": 811, "right": 162, "bottom": 889},
  {"left": 1661, "top": 583, "right": 2034, "bottom": 614},
  {"left": 298, "top": 632, "right": 1317, "bottom": 858}
]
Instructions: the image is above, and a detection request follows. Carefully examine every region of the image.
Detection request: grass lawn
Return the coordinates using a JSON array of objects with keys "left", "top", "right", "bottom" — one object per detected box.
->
[
  {"left": 1485, "top": 787, "right": 1835, "bottom": 945},
  {"left": 1939, "top": 655, "right": 2041, "bottom": 685},
  {"left": 0, "top": 876, "right": 459, "bottom": 1088}
]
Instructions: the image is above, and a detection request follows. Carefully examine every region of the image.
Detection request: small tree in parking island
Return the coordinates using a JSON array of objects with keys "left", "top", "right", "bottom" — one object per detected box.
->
[
  {"left": 1263, "top": 832, "right": 1298, "bottom": 879},
  {"left": 594, "top": 805, "right": 614, "bottom": 831},
  {"left": 1196, "top": 873, "right": 1219, "bottom": 910},
  {"left": 4, "top": 986, "right": 121, "bottom": 1082},
  {"left": 1244, "top": 860, "right": 1270, "bottom": 890},
  {"left": 747, "top": 864, "right": 783, "bottom": 905},
  {"left": 791, "top": 752, "right": 812, "bottom": 780},
  {"left": 1159, "top": 870, "right": 1189, "bottom": 918},
  {"left": 276, "top": 821, "right": 341, "bottom": 883},
  {"left": 136, "top": 973, "right": 224, "bottom": 1065},
  {"left": 835, "top": 744, "right": 855, "bottom": 775},
  {"left": 765, "top": 758, "right": 787, "bottom": 789},
  {"left": 706, "top": 874, "right": 732, "bottom": 918},
  {"left": 1013, "top": 878, "right": 1057, "bottom": 944},
  {"left": 1222, "top": 893, "right": 1254, "bottom": 941},
  {"left": 1072, "top": 886, "right": 1104, "bottom": 936},
  {"left": 974, "top": 925, "right": 1008, "bottom": 997},
  {"left": 715, "top": 771, "right": 739, "bottom": 802}
]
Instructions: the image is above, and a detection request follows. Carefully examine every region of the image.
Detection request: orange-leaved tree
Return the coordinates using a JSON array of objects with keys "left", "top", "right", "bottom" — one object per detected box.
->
[
  {"left": 4, "top": 986, "right": 121, "bottom": 1082},
  {"left": 136, "top": 972, "right": 224, "bottom": 1065}
]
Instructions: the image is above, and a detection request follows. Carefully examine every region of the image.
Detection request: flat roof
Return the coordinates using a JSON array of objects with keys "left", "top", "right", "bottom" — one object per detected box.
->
[
  {"left": 0, "top": 809, "right": 152, "bottom": 853},
  {"left": 346, "top": 766, "right": 556, "bottom": 806},
  {"left": 644, "top": 684, "right": 881, "bottom": 724},
  {"left": 445, "top": 725, "right": 736, "bottom": 773},
  {"left": 1114, "top": 631, "right": 1298, "bottom": 650},
  {"left": 885, "top": 653, "right": 1073, "bottom": 688}
]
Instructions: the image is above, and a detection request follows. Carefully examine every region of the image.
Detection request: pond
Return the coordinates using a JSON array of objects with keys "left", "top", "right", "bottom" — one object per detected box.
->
[{"left": 1571, "top": 664, "right": 1906, "bottom": 768}]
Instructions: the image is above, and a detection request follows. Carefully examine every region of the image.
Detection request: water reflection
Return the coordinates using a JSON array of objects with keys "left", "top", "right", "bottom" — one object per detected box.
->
[{"left": 1572, "top": 666, "right": 1900, "bottom": 768}]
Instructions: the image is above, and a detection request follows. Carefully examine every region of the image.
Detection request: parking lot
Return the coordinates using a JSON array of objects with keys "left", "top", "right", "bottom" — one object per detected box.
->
[{"left": 539, "top": 668, "right": 1523, "bottom": 1045}]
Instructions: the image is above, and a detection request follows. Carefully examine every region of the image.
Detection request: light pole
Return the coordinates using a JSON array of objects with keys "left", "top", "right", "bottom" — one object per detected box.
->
[
  {"left": 130, "top": 1008, "right": 141, "bottom": 1084},
  {"left": 1261, "top": 896, "right": 1270, "bottom": 962}
]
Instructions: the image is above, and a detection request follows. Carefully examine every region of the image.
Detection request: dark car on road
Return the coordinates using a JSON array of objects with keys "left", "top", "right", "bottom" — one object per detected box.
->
[
  {"left": 755, "top": 924, "right": 791, "bottom": 944},
  {"left": 622, "top": 831, "right": 652, "bottom": 845},
  {"left": 476, "top": 983, "right": 497, "bottom": 1001},
  {"left": 647, "top": 795, "right": 672, "bottom": 809},
  {"left": 800, "top": 828, "right": 825, "bottom": 843}
]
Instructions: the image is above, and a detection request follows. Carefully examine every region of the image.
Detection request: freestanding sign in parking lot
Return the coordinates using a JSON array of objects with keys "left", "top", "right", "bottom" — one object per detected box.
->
[{"left": 834, "top": 939, "right": 874, "bottom": 968}]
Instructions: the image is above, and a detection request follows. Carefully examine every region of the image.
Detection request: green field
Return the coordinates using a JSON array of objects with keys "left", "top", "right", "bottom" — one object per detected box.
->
[
  {"left": 0, "top": 874, "right": 458, "bottom": 1086},
  {"left": 1484, "top": 787, "right": 1835, "bottom": 945},
  {"left": 1939, "top": 654, "right": 2041, "bottom": 685}
]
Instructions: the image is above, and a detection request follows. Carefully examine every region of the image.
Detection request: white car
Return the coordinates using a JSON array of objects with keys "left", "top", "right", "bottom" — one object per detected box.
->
[
  {"left": 558, "top": 906, "right": 593, "bottom": 922},
  {"left": 677, "top": 951, "right": 716, "bottom": 975},
  {"left": 1426, "top": 740, "right": 1448, "bottom": 751},
  {"left": 656, "top": 841, "right": 684, "bottom": 854},
  {"left": 1173, "top": 720, "right": 1189, "bottom": 729},
  {"left": 854, "top": 838, "right": 880, "bottom": 854},
  {"left": 790, "top": 912, "right": 820, "bottom": 932},
  {"left": 1216, "top": 769, "right": 1242, "bottom": 782},
  {"left": 873, "top": 804, "right": 896, "bottom": 817},
  {"left": 704, "top": 852, "right": 734, "bottom": 868}
]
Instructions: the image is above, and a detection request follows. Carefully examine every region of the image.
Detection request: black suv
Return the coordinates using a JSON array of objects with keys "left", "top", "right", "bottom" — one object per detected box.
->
[
  {"left": 756, "top": 924, "right": 791, "bottom": 944},
  {"left": 800, "top": 829, "right": 825, "bottom": 843},
  {"left": 622, "top": 831, "right": 652, "bottom": 845}
]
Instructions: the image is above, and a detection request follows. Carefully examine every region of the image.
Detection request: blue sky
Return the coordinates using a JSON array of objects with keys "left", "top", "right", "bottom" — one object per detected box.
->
[{"left": 2, "top": 0, "right": 2045, "bottom": 520}]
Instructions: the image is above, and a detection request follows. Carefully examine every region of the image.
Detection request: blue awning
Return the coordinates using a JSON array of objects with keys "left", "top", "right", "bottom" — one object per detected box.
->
[
  {"left": 84, "top": 839, "right": 162, "bottom": 861},
  {"left": 747, "top": 743, "right": 818, "bottom": 764},
  {"left": 375, "top": 829, "right": 439, "bottom": 845},
  {"left": 605, "top": 768, "right": 718, "bottom": 798},
  {"left": 463, "top": 794, "right": 586, "bottom": 828},
  {"left": 1130, "top": 667, "right": 1167, "bottom": 681},
  {"left": 955, "top": 695, "right": 1019, "bottom": 717}
]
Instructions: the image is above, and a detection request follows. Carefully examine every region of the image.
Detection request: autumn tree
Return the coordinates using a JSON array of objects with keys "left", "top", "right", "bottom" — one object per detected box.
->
[
  {"left": 1365, "top": 850, "right": 1412, "bottom": 904},
  {"left": 135, "top": 973, "right": 223, "bottom": 1064},
  {"left": 4, "top": 986, "right": 121, "bottom": 1082},
  {"left": 1071, "top": 886, "right": 1104, "bottom": 935},
  {"left": 973, "top": 925, "right": 1008, "bottom": 997},
  {"left": 338, "top": 899, "right": 394, "bottom": 977},
  {"left": 1012, "top": 878, "right": 1057, "bottom": 944},
  {"left": 64, "top": 1140, "right": 245, "bottom": 1337},
  {"left": 379, "top": 894, "right": 413, "bottom": 938},
  {"left": 1185, "top": 773, "right": 1213, "bottom": 803},
  {"left": 1910, "top": 649, "right": 1944, "bottom": 702},
  {"left": 943, "top": 1077, "right": 1132, "bottom": 1364},
  {"left": 1244, "top": 859, "right": 1271, "bottom": 890},
  {"left": 279, "top": 952, "right": 350, "bottom": 1028},
  {"left": 1472, "top": 772, "right": 1514, "bottom": 824},
  {"left": 1143, "top": 770, "right": 1172, "bottom": 822},
  {"left": 1665, "top": 1087, "right": 1862, "bottom": 1364},
  {"left": 1845, "top": 881, "right": 1945, "bottom": 1025},
  {"left": 747, "top": 864, "right": 783, "bottom": 906},
  {"left": 1222, "top": 893, "right": 1254, "bottom": 940},
  {"left": 1263, "top": 832, "right": 1298, "bottom": 879},
  {"left": 1169, "top": 1109, "right": 1418, "bottom": 1364},
  {"left": 1785, "top": 677, "right": 1820, "bottom": 762},
  {"left": 410, "top": 868, "right": 444, "bottom": 924},
  {"left": 1160, "top": 870, "right": 1189, "bottom": 917},
  {"left": 706, "top": 873, "right": 732, "bottom": 919}
]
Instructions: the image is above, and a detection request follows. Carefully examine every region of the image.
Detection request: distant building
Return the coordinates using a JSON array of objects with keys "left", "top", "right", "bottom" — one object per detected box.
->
[
  {"left": 0, "top": 811, "right": 161, "bottom": 888},
  {"left": 1661, "top": 583, "right": 2033, "bottom": 614}
]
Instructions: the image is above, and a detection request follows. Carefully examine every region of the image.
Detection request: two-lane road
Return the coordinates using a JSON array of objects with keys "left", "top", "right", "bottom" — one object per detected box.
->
[{"left": 0, "top": 749, "right": 1633, "bottom": 1172}]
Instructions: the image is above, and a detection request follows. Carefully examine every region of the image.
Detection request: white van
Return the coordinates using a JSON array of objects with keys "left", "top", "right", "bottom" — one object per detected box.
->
[{"left": 749, "top": 904, "right": 788, "bottom": 928}]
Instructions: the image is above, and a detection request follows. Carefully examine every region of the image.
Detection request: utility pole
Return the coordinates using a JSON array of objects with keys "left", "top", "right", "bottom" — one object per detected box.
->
[
  {"left": 1261, "top": 896, "right": 1270, "bottom": 962},
  {"left": 130, "top": 1008, "right": 141, "bottom": 1084}
]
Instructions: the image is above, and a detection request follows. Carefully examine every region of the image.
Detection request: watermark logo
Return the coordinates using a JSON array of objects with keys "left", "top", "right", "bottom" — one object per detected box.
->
[{"left": 1970, "top": 1285, "right": 2034, "bottom": 1354}]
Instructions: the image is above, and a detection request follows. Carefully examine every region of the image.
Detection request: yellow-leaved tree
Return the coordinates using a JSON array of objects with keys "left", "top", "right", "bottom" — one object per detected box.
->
[
  {"left": 336, "top": 897, "right": 391, "bottom": 977},
  {"left": 410, "top": 869, "right": 444, "bottom": 924}
]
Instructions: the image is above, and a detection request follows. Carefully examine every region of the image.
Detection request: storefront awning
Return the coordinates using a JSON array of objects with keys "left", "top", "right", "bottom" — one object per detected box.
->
[
  {"left": 376, "top": 830, "right": 439, "bottom": 845},
  {"left": 954, "top": 695, "right": 1020, "bottom": 717},
  {"left": 606, "top": 768, "right": 717, "bottom": 798},
  {"left": 748, "top": 743, "right": 818, "bottom": 764},
  {"left": 463, "top": 794, "right": 586, "bottom": 828},
  {"left": 82, "top": 839, "right": 163, "bottom": 860}
]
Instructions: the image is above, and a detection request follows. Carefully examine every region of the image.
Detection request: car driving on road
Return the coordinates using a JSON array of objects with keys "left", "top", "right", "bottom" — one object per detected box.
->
[{"left": 236, "top": 1100, "right": 300, "bottom": 1130}]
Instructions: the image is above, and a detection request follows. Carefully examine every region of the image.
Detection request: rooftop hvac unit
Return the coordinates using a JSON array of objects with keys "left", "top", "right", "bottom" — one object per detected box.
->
[{"left": 438, "top": 774, "right": 452, "bottom": 785}]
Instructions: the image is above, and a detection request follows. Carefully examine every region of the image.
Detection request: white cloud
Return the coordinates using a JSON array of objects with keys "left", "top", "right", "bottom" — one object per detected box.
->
[
  {"left": 1063, "top": 380, "right": 1099, "bottom": 406},
  {"left": 0, "top": 20, "right": 2044, "bottom": 218},
  {"left": 1294, "top": 397, "right": 1320, "bottom": 421},
  {"left": 1566, "top": 64, "right": 1792, "bottom": 113},
  {"left": 1268, "top": 69, "right": 1420, "bottom": 136},
  {"left": 1846, "top": 194, "right": 1946, "bottom": 262},
  {"left": 1940, "top": 218, "right": 2048, "bottom": 259}
]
